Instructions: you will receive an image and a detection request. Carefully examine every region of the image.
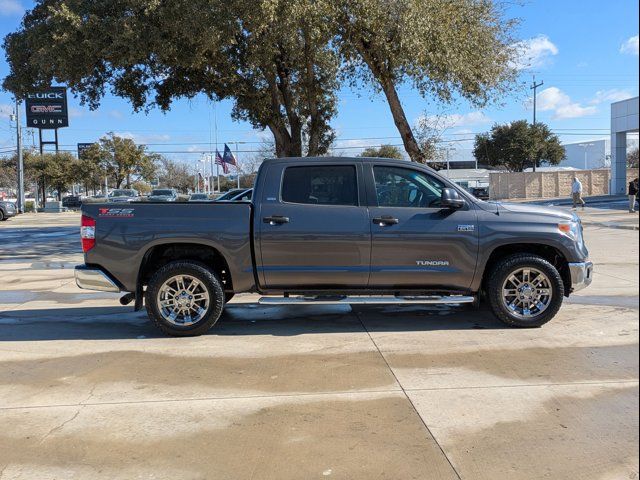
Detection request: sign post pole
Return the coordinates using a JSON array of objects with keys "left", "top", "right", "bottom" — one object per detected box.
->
[{"left": 15, "top": 99, "right": 25, "bottom": 213}]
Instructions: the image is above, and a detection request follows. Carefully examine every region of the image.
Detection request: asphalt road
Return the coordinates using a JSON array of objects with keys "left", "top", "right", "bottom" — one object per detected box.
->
[{"left": 0, "top": 209, "right": 638, "bottom": 480}]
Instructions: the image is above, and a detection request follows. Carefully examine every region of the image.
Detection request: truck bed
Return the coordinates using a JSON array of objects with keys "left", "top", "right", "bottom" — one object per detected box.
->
[{"left": 82, "top": 202, "right": 255, "bottom": 293}]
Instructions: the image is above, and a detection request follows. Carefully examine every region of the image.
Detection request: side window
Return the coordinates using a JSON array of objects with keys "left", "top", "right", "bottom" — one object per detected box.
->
[
  {"left": 374, "top": 166, "right": 445, "bottom": 208},
  {"left": 282, "top": 166, "right": 358, "bottom": 206}
]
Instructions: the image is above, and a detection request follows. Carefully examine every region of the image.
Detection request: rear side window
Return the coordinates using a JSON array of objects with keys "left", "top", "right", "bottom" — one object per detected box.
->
[{"left": 282, "top": 166, "right": 358, "bottom": 206}]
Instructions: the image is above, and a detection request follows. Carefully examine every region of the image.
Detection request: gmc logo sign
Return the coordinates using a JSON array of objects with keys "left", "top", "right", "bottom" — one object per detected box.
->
[{"left": 30, "top": 105, "right": 63, "bottom": 113}]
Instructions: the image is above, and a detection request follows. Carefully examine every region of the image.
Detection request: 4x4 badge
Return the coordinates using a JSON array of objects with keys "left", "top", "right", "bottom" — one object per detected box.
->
[{"left": 458, "top": 224, "right": 475, "bottom": 232}]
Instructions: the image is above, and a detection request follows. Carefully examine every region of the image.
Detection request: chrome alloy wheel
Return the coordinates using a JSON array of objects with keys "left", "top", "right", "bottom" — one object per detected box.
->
[
  {"left": 156, "top": 274, "right": 210, "bottom": 326},
  {"left": 501, "top": 267, "right": 552, "bottom": 319}
]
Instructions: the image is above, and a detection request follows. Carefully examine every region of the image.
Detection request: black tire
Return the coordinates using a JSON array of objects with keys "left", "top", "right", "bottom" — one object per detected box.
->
[
  {"left": 486, "top": 254, "right": 564, "bottom": 328},
  {"left": 0, "top": 210, "right": 5, "bottom": 221},
  {"left": 145, "top": 260, "right": 224, "bottom": 336}
]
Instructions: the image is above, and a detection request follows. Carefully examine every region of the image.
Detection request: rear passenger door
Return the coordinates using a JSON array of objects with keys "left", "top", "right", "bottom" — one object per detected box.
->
[{"left": 257, "top": 163, "right": 370, "bottom": 289}]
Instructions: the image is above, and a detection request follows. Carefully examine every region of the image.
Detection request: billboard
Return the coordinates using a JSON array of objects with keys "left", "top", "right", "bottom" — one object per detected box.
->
[
  {"left": 77, "top": 143, "right": 95, "bottom": 159},
  {"left": 25, "top": 87, "right": 69, "bottom": 129}
]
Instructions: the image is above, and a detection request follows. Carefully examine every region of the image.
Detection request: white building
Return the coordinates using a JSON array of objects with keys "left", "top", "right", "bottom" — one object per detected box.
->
[
  {"left": 611, "top": 97, "right": 639, "bottom": 194},
  {"left": 561, "top": 139, "right": 611, "bottom": 170}
]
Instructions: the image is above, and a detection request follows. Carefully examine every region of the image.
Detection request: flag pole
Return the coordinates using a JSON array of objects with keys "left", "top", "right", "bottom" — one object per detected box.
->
[{"left": 236, "top": 142, "right": 240, "bottom": 189}]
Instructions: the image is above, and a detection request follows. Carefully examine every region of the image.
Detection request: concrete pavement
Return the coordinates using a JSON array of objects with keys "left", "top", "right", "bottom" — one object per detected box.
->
[{"left": 0, "top": 210, "right": 637, "bottom": 479}]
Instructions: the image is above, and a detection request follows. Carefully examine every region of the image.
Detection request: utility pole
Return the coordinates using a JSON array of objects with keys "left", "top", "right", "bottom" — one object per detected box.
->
[
  {"left": 530, "top": 75, "right": 544, "bottom": 173},
  {"left": 14, "top": 99, "right": 25, "bottom": 213}
]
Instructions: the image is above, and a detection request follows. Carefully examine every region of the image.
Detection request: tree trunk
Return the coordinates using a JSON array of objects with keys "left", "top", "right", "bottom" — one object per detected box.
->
[
  {"left": 355, "top": 38, "right": 424, "bottom": 162},
  {"left": 378, "top": 77, "right": 424, "bottom": 163},
  {"left": 265, "top": 71, "right": 303, "bottom": 158},
  {"left": 303, "top": 28, "right": 322, "bottom": 156},
  {"left": 275, "top": 49, "right": 303, "bottom": 157}
]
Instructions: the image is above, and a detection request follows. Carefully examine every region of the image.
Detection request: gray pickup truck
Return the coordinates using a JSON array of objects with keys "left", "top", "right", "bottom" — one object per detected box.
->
[{"left": 75, "top": 157, "right": 593, "bottom": 336}]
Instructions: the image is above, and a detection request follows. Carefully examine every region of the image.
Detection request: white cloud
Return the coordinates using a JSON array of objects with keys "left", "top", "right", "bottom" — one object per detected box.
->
[
  {"left": 590, "top": 89, "right": 633, "bottom": 105},
  {"left": 0, "top": 103, "right": 14, "bottom": 119},
  {"left": 108, "top": 110, "right": 124, "bottom": 119},
  {"left": 114, "top": 131, "right": 171, "bottom": 144},
  {"left": 68, "top": 108, "right": 85, "bottom": 119},
  {"left": 513, "top": 35, "right": 559, "bottom": 70},
  {"left": 0, "top": 0, "right": 23, "bottom": 15},
  {"left": 416, "top": 111, "right": 491, "bottom": 131},
  {"left": 620, "top": 35, "right": 639, "bottom": 55},
  {"left": 536, "top": 87, "right": 597, "bottom": 120}
]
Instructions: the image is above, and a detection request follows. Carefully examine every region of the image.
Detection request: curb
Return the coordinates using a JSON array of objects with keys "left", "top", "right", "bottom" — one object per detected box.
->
[{"left": 581, "top": 221, "right": 639, "bottom": 231}]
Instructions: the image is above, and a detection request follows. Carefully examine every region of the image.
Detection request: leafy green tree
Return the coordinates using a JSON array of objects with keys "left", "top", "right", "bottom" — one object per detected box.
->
[
  {"left": 360, "top": 144, "right": 404, "bottom": 159},
  {"left": 3, "top": 0, "right": 338, "bottom": 157},
  {"left": 473, "top": 120, "right": 565, "bottom": 172},
  {"left": 76, "top": 153, "right": 104, "bottom": 195},
  {"left": 130, "top": 180, "right": 152, "bottom": 195},
  {"left": 158, "top": 158, "right": 195, "bottom": 193},
  {"left": 29, "top": 152, "right": 79, "bottom": 200},
  {"left": 323, "top": 0, "right": 518, "bottom": 163},
  {"left": 81, "top": 133, "right": 158, "bottom": 188}
]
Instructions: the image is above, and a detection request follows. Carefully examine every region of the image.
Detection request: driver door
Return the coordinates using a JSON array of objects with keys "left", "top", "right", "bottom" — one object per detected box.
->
[{"left": 367, "top": 165, "right": 479, "bottom": 290}]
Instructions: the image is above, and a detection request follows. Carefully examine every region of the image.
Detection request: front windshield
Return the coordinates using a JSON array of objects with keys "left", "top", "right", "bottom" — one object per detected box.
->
[{"left": 151, "top": 190, "right": 173, "bottom": 196}]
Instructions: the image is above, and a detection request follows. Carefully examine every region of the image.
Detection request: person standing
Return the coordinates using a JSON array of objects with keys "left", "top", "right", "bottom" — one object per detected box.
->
[
  {"left": 572, "top": 176, "right": 585, "bottom": 210},
  {"left": 629, "top": 177, "right": 639, "bottom": 213}
]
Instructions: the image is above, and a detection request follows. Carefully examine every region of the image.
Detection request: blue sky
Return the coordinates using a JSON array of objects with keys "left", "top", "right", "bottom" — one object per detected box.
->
[{"left": 0, "top": 0, "right": 638, "bottom": 166}]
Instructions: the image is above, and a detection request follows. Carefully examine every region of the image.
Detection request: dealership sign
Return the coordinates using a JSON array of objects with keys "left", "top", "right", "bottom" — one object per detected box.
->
[
  {"left": 25, "top": 87, "right": 69, "bottom": 129},
  {"left": 77, "top": 143, "right": 95, "bottom": 159}
]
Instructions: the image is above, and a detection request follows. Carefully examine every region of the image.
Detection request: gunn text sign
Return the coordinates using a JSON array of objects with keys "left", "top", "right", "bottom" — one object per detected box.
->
[{"left": 25, "top": 87, "right": 69, "bottom": 129}]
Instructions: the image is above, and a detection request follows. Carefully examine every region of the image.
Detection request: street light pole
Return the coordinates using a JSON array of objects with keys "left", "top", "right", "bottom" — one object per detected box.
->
[
  {"left": 530, "top": 76, "right": 544, "bottom": 173},
  {"left": 579, "top": 143, "right": 595, "bottom": 170}
]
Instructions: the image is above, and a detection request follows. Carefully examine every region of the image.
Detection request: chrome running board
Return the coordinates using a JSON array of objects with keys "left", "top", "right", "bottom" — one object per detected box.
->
[{"left": 258, "top": 295, "right": 475, "bottom": 305}]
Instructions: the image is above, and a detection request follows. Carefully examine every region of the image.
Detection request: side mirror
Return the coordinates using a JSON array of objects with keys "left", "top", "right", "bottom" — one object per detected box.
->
[{"left": 441, "top": 188, "right": 465, "bottom": 209}]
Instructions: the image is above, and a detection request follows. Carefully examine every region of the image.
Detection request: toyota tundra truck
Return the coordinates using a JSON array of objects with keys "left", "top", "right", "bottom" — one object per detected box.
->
[{"left": 75, "top": 157, "right": 593, "bottom": 336}]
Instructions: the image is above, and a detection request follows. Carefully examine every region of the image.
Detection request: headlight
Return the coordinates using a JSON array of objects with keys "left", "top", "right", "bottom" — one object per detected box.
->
[{"left": 558, "top": 221, "right": 582, "bottom": 243}]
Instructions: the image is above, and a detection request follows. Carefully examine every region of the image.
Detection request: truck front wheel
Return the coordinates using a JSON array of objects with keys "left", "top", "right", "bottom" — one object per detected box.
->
[
  {"left": 145, "top": 260, "right": 224, "bottom": 336},
  {"left": 486, "top": 254, "right": 564, "bottom": 328}
]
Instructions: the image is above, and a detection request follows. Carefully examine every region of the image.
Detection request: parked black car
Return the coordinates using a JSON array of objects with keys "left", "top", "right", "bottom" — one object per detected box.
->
[
  {"left": 214, "top": 188, "right": 247, "bottom": 202},
  {"left": 62, "top": 195, "right": 83, "bottom": 209},
  {"left": 470, "top": 187, "right": 490, "bottom": 200}
]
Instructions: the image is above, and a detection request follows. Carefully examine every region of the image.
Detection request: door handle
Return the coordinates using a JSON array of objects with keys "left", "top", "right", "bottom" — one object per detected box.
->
[
  {"left": 372, "top": 216, "right": 399, "bottom": 226},
  {"left": 263, "top": 215, "right": 290, "bottom": 225}
]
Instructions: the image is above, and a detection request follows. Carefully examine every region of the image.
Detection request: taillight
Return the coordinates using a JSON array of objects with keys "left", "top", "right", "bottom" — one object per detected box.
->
[{"left": 81, "top": 215, "right": 96, "bottom": 252}]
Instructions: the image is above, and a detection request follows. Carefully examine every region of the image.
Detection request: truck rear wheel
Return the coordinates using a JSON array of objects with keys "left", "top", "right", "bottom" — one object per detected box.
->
[
  {"left": 486, "top": 254, "right": 564, "bottom": 328},
  {"left": 145, "top": 260, "right": 224, "bottom": 336}
]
